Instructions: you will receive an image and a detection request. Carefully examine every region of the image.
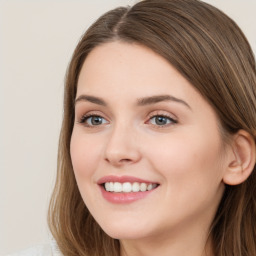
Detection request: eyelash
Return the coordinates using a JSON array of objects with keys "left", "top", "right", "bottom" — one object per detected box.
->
[
  {"left": 147, "top": 114, "right": 177, "bottom": 127},
  {"left": 78, "top": 113, "right": 108, "bottom": 127},
  {"left": 77, "top": 113, "right": 178, "bottom": 128}
]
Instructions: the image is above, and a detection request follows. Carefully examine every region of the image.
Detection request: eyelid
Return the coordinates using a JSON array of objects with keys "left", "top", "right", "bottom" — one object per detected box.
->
[
  {"left": 80, "top": 114, "right": 106, "bottom": 123},
  {"left": 147, "top": 110, "right": 177, "bottom": 120},
  {"left": 146, "top": 110, "right": 178, "bottom": 127},
  {"left": 77, "top": 111, "right": 110, "bottom": 127}
]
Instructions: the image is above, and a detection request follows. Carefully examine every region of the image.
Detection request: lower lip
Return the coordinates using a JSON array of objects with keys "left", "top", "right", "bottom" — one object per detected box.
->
[{"left": 99, "top": 185, "right": 156, "bottom": 204}]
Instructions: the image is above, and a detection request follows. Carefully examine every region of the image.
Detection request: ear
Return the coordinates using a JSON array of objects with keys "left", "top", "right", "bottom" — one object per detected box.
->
[{"left": 223, "top": 130, "right": 256, "bottom": 186}]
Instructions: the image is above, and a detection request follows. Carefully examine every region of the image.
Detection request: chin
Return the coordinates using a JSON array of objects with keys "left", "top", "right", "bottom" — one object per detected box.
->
[
  {"left": 98, "top": 219, "right": 154, "bottom": 240},
  {"left": 104, "top": 229, "right": 147, "bottom": 240}
]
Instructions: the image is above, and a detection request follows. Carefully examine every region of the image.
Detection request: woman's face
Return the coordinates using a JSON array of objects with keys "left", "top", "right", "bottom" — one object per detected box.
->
[{"left": 70, "top": 42, "right": 228, "bottom": 242}]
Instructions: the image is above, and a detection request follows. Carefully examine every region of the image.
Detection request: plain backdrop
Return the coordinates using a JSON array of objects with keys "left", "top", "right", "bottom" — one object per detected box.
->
[{"left": 1, "top": 0, "right": 255, "bottom": 255}]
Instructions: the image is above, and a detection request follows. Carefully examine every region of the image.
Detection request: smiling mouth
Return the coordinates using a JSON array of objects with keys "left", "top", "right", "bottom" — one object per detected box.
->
[{"left": 102, "top": 182, "right": 159, "bottom": 193}]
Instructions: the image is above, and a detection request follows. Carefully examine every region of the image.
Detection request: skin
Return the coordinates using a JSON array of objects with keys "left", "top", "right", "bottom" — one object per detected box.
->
[{"left": 70, "top": 41, "right": 233, "bottom": 256}]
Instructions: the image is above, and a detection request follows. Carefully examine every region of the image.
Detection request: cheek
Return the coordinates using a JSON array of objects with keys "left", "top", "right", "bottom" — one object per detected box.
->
[
  {"left": 146, "top": 130, "right": 224, "bottom": 186},
  {"left": 145, "top": 131, "right": 225, "bottom": 222},
  {"left": 70, "top": 131, "right": 102, "bottom": 179}
]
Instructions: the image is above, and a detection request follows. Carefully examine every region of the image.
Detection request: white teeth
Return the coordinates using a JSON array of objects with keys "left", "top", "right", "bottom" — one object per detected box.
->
[
  {"left": 114, "top": 182, "right": 122, "bottom": 192},
  {"left": 147, "top": 184, "right": 153, "bottom": 191},
  {"left": 104, "top": 182, "right": 158, "bottom": 193},
  {"left": 123, "top": 182, "right": 132, "bottom": 192},
  {"left": 132, "top": 182, "right": 140, "bottom": 192},
  {"left": 109, "top": 182, "right": 114, "bottom": 192},
  {"left": 105, "top": 182, "right": 110, "bottom": 191},
  {"left": 140, "top": 183, "right": 147, "bottom": 192}
]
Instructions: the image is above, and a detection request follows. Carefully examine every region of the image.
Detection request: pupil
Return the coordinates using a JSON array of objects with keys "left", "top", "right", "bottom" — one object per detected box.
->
[
  {"left": 92, "top": 116, "right": 102, "bottom": 125},
  {"left": 156, "top": 116, "right": 167, "bottom": 125}
]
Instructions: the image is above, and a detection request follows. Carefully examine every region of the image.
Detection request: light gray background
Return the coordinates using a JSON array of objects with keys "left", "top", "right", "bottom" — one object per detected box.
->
[{"left": 1, "top": 0, "right": 255, "bottom": 255}]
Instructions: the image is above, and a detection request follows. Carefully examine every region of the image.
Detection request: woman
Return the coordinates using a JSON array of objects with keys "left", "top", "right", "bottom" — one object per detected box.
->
[
  {"left": 47, "top": 0, "right": 256, "bottom": 255},
  {"left": 11, "top": 0, "right": 256, "bottom": 255}
]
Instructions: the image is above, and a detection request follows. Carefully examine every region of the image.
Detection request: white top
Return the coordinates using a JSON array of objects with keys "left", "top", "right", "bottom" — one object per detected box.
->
[{"left": 5, "top": 240, "right": 62, "bottom": 256}]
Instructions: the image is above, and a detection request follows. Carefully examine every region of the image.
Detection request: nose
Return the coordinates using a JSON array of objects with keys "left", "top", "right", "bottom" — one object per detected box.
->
[{"left": 104, "top": 124, "right": 142, "bottom": 167}]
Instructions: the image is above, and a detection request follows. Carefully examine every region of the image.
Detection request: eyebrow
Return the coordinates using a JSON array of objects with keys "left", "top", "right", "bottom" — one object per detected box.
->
[
  {"left": 137, "top": 95, "right": 191, "bottom": 109},
  {"left": 75, "top": 94, "right": 191, "bottom": 110},
  {"left": 75, "top": 95, "right": 107, "bottom": 106}
]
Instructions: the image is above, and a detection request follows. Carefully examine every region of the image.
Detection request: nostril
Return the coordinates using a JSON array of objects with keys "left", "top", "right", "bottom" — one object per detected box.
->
[
  {"left": 105, "top": 157, "right": 133, "bottom": 166},
  {"left": 104, "top": 144, "right": 142, "bottom": 166},
  {"left": 120, "top": 159, "right": 132, "bottom": 162}
]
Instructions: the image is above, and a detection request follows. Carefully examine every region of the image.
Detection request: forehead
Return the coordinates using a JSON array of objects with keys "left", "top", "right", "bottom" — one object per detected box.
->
[{"left": 77, "top": 41, "right": 194, "bottom": 99}]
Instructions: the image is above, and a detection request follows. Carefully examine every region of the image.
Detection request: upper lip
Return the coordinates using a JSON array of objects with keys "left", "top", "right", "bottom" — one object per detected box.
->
[{"left": 97, "top": 175, "right": 159, "bottom": 185}]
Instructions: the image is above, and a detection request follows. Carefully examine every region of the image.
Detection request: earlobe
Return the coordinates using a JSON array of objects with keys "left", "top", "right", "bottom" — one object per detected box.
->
[{"left": 223, "top": 130, "right": 256, "bottom": 186}]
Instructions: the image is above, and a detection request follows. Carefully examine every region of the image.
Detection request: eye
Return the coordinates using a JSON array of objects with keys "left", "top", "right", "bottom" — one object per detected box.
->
[
  {"left": 149, "top": 115, "right": 177, "bottom": 126},
  {"left": 79, "top": 115, "right": 108, "bottom": 127}
]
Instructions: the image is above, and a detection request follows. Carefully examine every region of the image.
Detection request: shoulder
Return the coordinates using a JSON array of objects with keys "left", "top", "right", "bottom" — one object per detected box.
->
[{"left": 5, "top": 240, "right": 62, "bottom": 256}]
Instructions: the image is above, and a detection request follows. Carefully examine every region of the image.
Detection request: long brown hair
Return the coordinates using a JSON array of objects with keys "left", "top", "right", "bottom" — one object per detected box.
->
[{"left": 48, "top": 0, "right": 256, "bottom": 255}]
